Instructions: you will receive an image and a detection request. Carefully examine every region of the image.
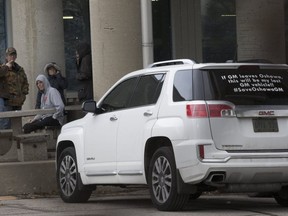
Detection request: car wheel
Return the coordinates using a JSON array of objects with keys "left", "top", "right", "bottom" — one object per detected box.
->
[
  {"left": 274, "top": 187, "right": 288, "bottom": 206},
  {"left": 57, "top": 147, "right": 93, "bottom": 203},
  {"left": 148, "top": 147, "right": 189, "bottom": 211}
]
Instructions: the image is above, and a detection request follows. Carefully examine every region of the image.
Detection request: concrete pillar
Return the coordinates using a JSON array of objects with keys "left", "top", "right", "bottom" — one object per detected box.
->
[
  {"left": 7, "top": 0, "right": 65, "bottom": 109},
  {"left": 89, "top": 0, "right": 143, "bottom": 100},
  {"left": 236, "top": 0, "right": 285, "bottom": 63}
]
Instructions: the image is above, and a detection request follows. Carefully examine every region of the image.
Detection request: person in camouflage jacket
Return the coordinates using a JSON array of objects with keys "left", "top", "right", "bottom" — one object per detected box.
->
[
  {"left": 0, "top": 64, "right": 10, "bottom": 129},
  {"left": 3, "top": 47, "right": 29, "bottom": 110},
  {"left": 0, "top": 65, "right": 9, "bottom": 99}
]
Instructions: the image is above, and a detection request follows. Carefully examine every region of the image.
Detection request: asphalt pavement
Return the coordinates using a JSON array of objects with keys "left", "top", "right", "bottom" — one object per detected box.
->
[{"left": 1, "top": 189, "right": 288, "bottom": 216}]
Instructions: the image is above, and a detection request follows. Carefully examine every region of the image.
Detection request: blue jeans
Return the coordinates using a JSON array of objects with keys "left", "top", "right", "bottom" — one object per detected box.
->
[{"left": 0, "top": 98, "right": 11, "bottom": 129}]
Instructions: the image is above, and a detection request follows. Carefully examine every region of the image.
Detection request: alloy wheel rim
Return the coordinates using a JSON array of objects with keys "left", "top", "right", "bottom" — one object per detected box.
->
[
  {"left": 59, "top": 155, "right": 77, "bottom": 196},
  {"left": 152, "top": 156, "right": 172, "bottom": 203}
]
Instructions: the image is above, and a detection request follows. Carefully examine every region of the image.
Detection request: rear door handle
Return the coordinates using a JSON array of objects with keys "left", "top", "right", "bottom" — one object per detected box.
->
[{"left": 144, "top": 111, "right": 153, "bottom": 117}]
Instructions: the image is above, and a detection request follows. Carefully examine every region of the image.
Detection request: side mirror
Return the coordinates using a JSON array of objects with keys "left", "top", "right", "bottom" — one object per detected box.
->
[{"left": 82, "top": 100, "right": 101, "bottom": 114}]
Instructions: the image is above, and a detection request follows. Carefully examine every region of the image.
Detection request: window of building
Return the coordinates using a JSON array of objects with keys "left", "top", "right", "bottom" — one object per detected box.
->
[
  {"left": 62, "top": 0, "right": 91, "bottom": 91},
  {"left": 152, "top": 0, "right": 172, "bottom": 62},
  {"left": 151, "top": 0, "right": 236, "bottom": 63},
  {"left": 0, "top": 0, "right": 6, "bottom": 62},
  {"left": 201, "top": 0, "right": 237, "bottom": 63}
]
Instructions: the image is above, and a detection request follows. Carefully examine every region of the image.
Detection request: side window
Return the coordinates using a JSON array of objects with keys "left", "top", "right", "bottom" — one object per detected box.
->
[
  {"left": 173, "top": 70, "right": 193, "bottom": 101},
  {"left": 100, "top": 78, "right": 137, "bottom": 112},
  {"left": 129, "top": 74, "right": 165, "bottom": 107}
]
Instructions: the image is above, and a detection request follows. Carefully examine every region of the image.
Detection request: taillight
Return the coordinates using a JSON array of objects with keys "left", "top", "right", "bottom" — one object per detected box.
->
[
  {"left": 208, "top": 104, "right": 235, "bottom": 117},
  {"left": 186, "top": 103, "right": 235, "bottom": 118},
  {"left": 186, "top": 104, "right": 208, "bottom": 117}
]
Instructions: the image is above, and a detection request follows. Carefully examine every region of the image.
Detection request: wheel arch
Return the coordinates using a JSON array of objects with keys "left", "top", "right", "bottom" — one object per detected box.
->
[
  {"left": 144, "top": 136, "right": 173, "bottom": 182},
  {"left": 56, "top": 140, "right": 75, "bottom": 163},
  {"left": 144, "top": 137, "right": 197, "bottom": 195}
]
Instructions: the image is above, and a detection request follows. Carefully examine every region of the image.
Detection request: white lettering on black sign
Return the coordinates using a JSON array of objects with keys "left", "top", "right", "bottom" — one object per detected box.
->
[{"left": 220, "top": 74, "right": 284, "bottom": 93}]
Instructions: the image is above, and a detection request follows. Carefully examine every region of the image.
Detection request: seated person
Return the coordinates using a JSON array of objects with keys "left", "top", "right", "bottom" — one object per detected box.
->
[
  {"left": 23, "top": 74, "right": 64, "bottom": 134},
  {"left": 35, "top": 62, "right": 68, "bottom": 109}
]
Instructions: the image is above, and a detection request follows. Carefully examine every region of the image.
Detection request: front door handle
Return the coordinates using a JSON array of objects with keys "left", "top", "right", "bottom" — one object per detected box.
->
[{"left": 110, "top": 115, "right": 118, "bottom": 121}]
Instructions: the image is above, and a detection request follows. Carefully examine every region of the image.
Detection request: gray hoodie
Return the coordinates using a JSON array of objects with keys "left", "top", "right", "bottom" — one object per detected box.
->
[{"left": 33, "top": 74, "right": 65, "bottom": 125}]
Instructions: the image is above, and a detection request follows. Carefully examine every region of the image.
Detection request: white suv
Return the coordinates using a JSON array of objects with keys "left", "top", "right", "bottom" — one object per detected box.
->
[{"left": 56, "top": 59, "right": 288, "bottom": 211}]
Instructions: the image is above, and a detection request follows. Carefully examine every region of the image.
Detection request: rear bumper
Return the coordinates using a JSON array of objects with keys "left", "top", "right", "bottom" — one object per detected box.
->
[
  {"left": 179, "top": 161, "right": 288, "bottom": 183},
  {"left": 174, "top": 140, "right": 288, "bottom": 189}
]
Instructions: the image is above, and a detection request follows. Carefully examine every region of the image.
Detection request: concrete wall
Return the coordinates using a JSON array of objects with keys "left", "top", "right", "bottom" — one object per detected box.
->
[
  {"left": 0, "top": 160, "right": 57, "bottom": 195},
  {"left": 236, "top": 0, "right": 286, "bottom": 63},
  {"left": 89, "top": 0, "right": 143, "bottom": 100},
  {"left": 8, "top": 0, "right": 65, "bottom": 110}
]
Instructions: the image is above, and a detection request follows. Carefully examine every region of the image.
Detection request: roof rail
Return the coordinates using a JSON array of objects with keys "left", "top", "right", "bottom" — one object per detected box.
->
[
  {"left": 226, "top": 59, "right": 274, "bottom": 63},
  {"left": 147, "top": 59, "right": 196, "bottom": 68}
]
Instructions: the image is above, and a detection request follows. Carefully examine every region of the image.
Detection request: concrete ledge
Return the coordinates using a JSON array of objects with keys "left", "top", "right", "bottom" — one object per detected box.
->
[
  {"left": 14, "top": 133, "right": 49, "bottom": 162},
  {"left": 0, "top": 160, "right": 149, "bottom": 197},
  {"left": 0, "top": 160, "right": 57, "bottom": 196}
]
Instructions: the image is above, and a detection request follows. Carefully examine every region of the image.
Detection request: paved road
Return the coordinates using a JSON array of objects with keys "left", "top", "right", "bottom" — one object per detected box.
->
[{"left": 0, "top": 189, "right": 287, "bottom": 216}]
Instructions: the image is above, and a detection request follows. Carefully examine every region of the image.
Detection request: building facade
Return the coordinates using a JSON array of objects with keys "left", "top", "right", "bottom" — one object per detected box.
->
[{"left": 0, "top": 0, "right": 287, "bottom": 110}]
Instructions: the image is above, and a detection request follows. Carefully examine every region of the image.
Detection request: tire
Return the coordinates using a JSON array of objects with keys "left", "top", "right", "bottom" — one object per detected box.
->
[
  {"left": 189, "top": 192, "right": 202, "bottom": 200},
  {"left": 274, "top": 187, "right": 288, "bottom": 207},
  {"left": 57, "top": 147, "right": 94, "bottom": 203},
  {"left": 148, "top": 147, "right": 189, "bottom": 211}
]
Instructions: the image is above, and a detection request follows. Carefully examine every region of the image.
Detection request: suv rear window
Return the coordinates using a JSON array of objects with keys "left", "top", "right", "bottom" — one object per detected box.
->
[{"left": 203, "top": 67, "right": 288, "bottom": 105}]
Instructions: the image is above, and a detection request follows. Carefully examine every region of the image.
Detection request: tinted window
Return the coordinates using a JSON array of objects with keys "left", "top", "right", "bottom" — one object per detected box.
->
[
  {"left": 0, "top": 0, "right": 6, "bottom": 62},
  {"left": 100, "top": 78, "right": 137, "bottom": 112},
  {"left": 129, "top": 74, "right": 165, "bottom": 107},
  {"left": 201, "top": 0, "right": 236, "bottom": 63},
  {"left": 204, "top": 67, "right": 288, "bottom": 105},
  {"left": 62, "top": 0, "right": 91, "bottom": 91},
  {"left": 173, "top": 70, "right": 193, "bottom": 101}
]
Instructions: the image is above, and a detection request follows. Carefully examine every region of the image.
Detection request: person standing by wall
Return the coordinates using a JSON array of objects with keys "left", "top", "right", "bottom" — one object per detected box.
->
[
  {"left": 0, "top": 64, "right": 10, "bottom": 129},
  {"left": 0, "top": 47, "right": 29, "bottom": 129},
  {"left": 76, "top": 42, "right": 93, "bottom": 102},
  {"left": 23, "top": 74, "right": 64, "bottom": 133},
  {"left": 35, "top": 62, "right": 68, "bottom": 109},
  {"left": 4, "top": 47, "right": 29, "bottom": 111}
]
